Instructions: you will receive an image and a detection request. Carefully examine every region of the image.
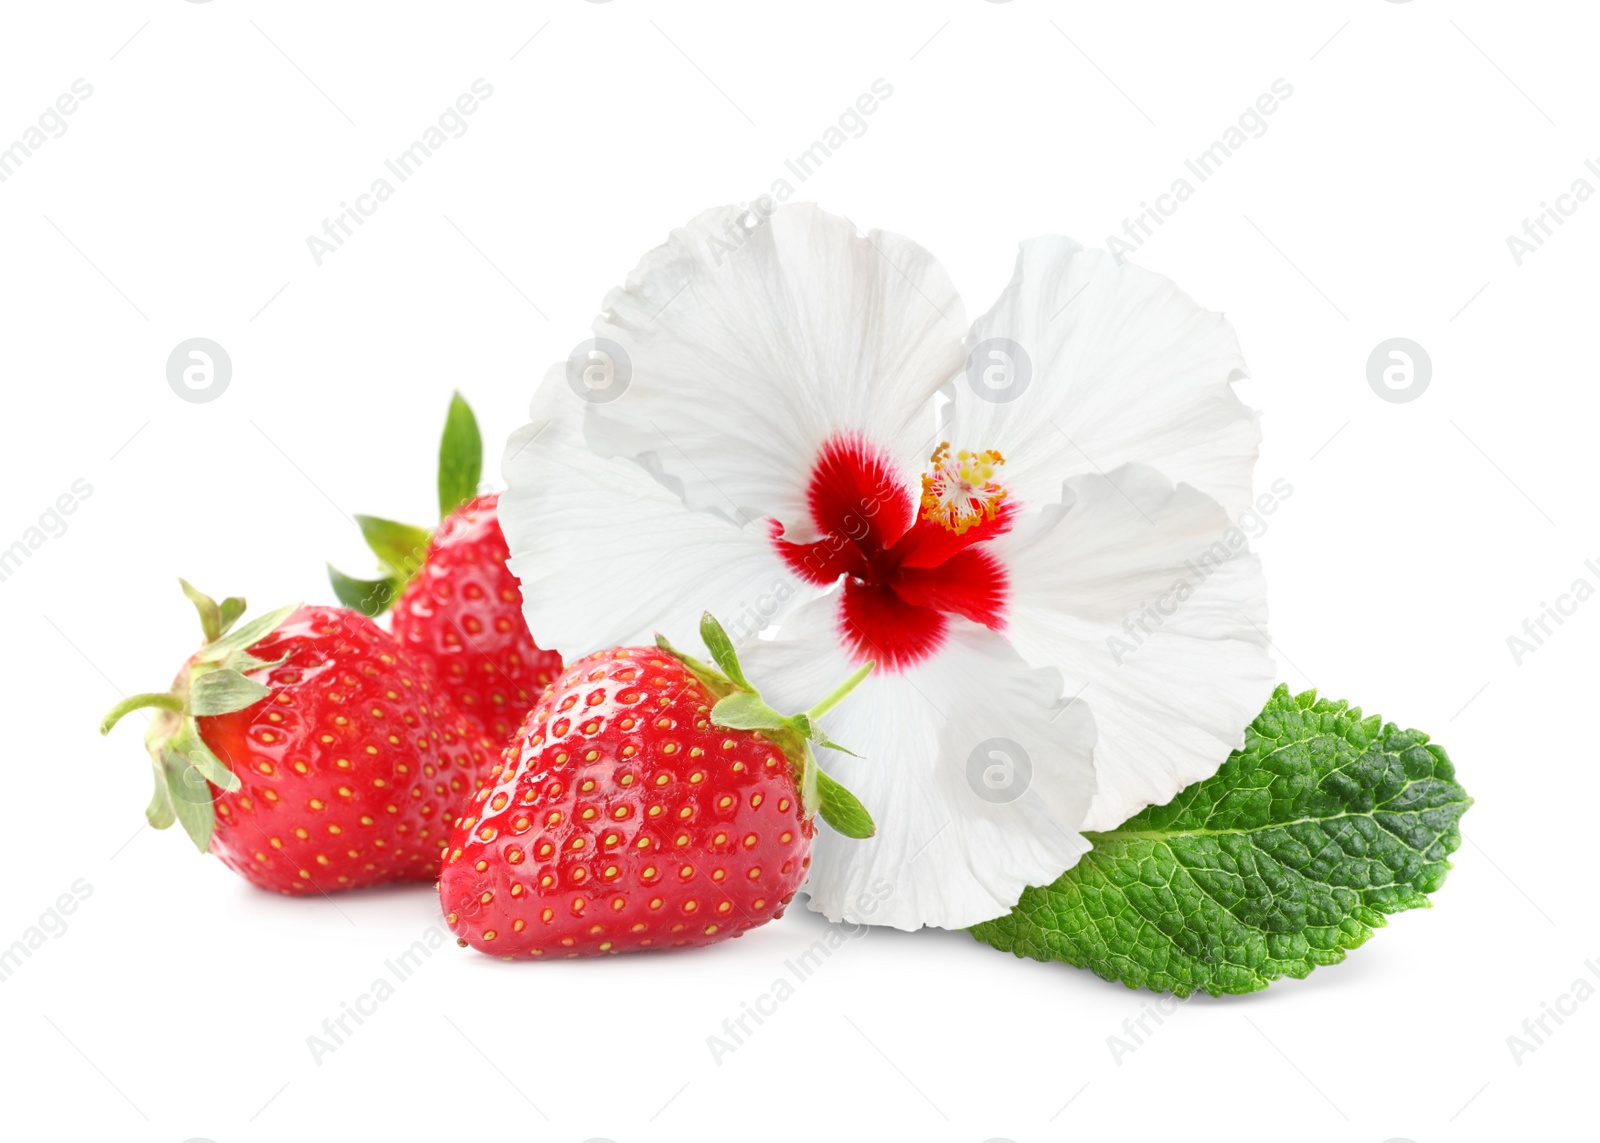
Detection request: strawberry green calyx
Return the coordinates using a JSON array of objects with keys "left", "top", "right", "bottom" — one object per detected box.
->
[
  {"left": 328, "top": 391, "right": 483, "bottom": 616},
  {"left": 99, "top": 581, "right": 297, "bottom": 853},
  {"left": 436, "top": 390, "right": 483, "bottom": 518},
  {"left": 657, "top": 613, "right": 877, "bottom": 840}
]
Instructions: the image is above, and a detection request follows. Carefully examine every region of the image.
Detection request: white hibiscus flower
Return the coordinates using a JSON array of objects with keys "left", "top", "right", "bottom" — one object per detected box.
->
[{"left": 501, "top": 204, "right": 1275, "bottom": 931}]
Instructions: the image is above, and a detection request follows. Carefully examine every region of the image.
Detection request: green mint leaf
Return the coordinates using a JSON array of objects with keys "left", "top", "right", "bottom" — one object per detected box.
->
[
  {"left": 438, "top": 391, "right": 484, "bottom": 518},
  {"left": 969, "top": 685, "right": 1472, "bottom": 996}
]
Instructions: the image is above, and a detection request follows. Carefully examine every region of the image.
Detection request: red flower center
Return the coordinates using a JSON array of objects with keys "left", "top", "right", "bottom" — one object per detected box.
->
[{"left": 772, "top": 433, "right": 1013, "bottom": 670}]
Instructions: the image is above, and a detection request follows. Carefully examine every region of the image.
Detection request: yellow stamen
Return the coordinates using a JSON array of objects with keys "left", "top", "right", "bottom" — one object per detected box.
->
[{"left": 919, "top": 442, "right": 1007, "bottom": 534}]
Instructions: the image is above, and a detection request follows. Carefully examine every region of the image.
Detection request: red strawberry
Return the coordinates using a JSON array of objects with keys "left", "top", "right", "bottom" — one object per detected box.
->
[
  {"left": 439, "top": 614, "right": 875, "bottom": 957},
  {"left": 329, "top": 393, "right": 561, "bottom": 743},
  {"left": 100, "top": 583, "right": 500, "bottom": 894},
  {"left": 387, "top": 492, "right": 559, "bottom": 742}
]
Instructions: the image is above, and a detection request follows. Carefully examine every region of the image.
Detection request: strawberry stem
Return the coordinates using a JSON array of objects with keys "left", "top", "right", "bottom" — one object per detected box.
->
[
  {"left": 805, "top": 660, "right": 874, "bottom": 722},
  {"left": 99, "top": 692, "right": 185, "bottom": 735},
  {"left": 658, "top": 613, "right": 878, "bottom": 839},
  {"left": 652, "top": 634, "right": 733, "bottom": 699},
  {"left": 329, "top": 392, "right": 485, "bottom": 616},
  {"left": 100, "top": 582, "right": 297, "bottom": 853}
]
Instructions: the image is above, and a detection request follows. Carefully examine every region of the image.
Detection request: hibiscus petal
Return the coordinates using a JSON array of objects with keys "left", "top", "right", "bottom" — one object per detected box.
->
[
  {"left": 948, "top": 238, "right": 1260, "bottom": 520},
  {"left": 581, "top": 204, "right": 966, "bottom": 533},
  {"left": 499, "top": 376, "right": 806, "bottom": 656},
  {"left": 772, "top": 433, "right": 917, "bottom": 585},
  {"left": 770, "top": 519, "right": 866, "bottom": 587},
  {"left": 990, "top": 463, "right": 1277, "bottom": 831},
  {"left": 890, "top": 500, "right": 1017, "bottom": 570},
  {"left": 803, "top": 432, "right": 915, "bottom": 553},
  {"left": 838, "top": 579, "right": 948, "bottom": 670},
  {"left": 889, "top": 547, "right": 1008, "bottom": 631},
  {"left": 743, "top": 599, "right": 1098, "bottom": 931}
]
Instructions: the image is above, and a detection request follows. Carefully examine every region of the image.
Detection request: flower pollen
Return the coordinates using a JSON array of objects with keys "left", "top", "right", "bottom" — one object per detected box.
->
[{"left": 920, "top": 442, "right": 1008, "bottom": 535}]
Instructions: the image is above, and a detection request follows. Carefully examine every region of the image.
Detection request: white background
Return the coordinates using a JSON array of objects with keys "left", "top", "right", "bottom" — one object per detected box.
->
[{"left": 1, "top": 2, "right": 1593, "bottom": 1141}]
